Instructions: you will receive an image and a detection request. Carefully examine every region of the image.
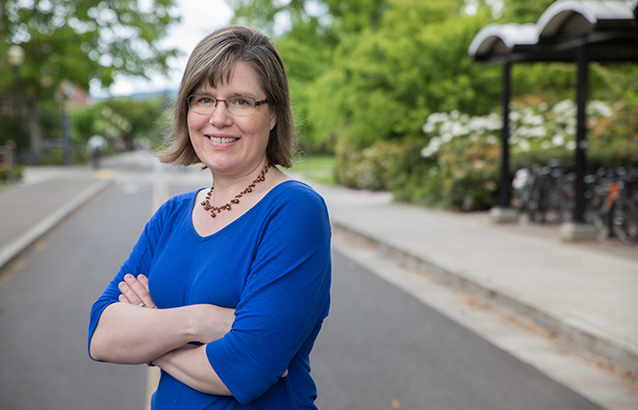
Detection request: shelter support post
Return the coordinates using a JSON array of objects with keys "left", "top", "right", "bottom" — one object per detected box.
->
[
  {"left": 490, "top": 61, "right": 518, "bottom": 223},
  {"left": 560, "top": 43, "right": 597, "bottom": 241},
  {"left": 500, "top": 61, "right": 511, "bottom": 209},
  {"left": 574, "top": 43, "right": 588, "bottom": 223}
]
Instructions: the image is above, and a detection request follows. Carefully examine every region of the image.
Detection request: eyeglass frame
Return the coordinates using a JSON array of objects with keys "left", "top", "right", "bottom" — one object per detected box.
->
[{"left": 186, "top": 94, "right": 269, "bottom": 116}]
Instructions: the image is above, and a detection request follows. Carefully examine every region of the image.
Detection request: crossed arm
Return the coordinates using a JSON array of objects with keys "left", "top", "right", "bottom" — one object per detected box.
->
[{"left": 89, "top": 274, "right": 236, "bottom": 396}]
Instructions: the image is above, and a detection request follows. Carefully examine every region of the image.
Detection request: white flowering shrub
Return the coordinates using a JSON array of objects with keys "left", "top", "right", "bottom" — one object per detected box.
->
[
  {"left": 333, "top": 97, "right": 635, "bottom": 212},
  {"left": 414, "top": 98, "right": 616, "bottom": 211},
  {"left": 421, "top": 99, "right": 613, "bottom": 159}
]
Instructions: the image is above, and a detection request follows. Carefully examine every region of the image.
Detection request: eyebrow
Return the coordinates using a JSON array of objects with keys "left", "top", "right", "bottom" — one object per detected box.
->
[{"left": 191, "top": 91, "right": 260, "bottom": 99}]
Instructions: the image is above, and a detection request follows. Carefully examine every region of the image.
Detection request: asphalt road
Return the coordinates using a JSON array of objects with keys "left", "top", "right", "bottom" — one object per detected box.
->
[
  {"left": 0, "top": 165, "right": 152, "bottom": 409},
  {"left": 0, "top": 155, "right": 603, "bottom": 409},
  {"left": 312, "top": 250, "right": 602, "bottom": 410}
]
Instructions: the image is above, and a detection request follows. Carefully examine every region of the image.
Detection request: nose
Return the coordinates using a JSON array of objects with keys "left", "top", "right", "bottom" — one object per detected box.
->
[{"left": 208, "top": 101, "right": 233, "bottom": 127}]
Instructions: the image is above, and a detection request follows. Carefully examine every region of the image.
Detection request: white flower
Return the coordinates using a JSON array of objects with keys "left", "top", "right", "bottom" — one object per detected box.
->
[
  {"left": 566, "top": 140, "right": 577, "bottom": 150},
  {"left": 587, "top": 100, "right": 613, "bottom": 117},
  {"left": 487, "top": 112, "right": 501, "bottom": 129},
  {"left": 518, "top": 140, "right": 531, "bottom": 152},
  {"left": 423, "top": 122, "right": 435, "bottom": 134},
  {"left": 527, "top": 114, "right": 544, "bottom": 126},
  {"left": 510, "top": 111, "right": 521, "bottom": 122},
  {"left": 421, "top": 137, "right": 442, "bottom": 158},
  {"left": 451, "top": 122, "right": 468, "bottom": 137}
]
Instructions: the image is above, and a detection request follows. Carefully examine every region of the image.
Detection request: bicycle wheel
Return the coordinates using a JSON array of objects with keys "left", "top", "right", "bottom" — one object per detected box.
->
[
  {"left": 527, "top": 180, "right": 545, "bottom": 223},
  {"left": 612, "top": 196, "right": 638, "bottom": 245}
]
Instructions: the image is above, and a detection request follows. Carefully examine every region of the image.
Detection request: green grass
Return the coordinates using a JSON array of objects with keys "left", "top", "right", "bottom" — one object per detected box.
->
[{"left": 289, "top": 154, "right": 336, "bottom": 185}]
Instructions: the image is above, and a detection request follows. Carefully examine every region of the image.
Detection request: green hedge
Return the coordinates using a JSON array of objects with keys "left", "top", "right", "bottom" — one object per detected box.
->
[{"left": 333, "top": 96, "right": 637, "bottom": 212}]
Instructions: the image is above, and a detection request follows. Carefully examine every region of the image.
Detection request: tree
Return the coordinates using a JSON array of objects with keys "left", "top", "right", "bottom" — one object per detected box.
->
[
  {"left": 1, "top": 0, "right": 179, "bottom": 162},
  {"left": 306, "top": 0, "right": 499, "bottom": 149}
]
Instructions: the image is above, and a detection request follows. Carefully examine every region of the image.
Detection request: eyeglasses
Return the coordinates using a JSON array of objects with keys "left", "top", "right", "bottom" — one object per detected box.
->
[{"left": 187, "top": 95, "right": 268, "bottom": 116}]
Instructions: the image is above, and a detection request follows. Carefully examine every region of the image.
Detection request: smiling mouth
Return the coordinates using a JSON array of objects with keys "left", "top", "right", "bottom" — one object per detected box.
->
[{"left": 208, "top": 135, "right": 239, "bottom": 144}]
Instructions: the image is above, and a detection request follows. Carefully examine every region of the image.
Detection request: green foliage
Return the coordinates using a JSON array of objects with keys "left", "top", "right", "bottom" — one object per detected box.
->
[
  {"left": 500, "top": 0, "right": 556, "bottom": 23},
  {"left": 305, "top": 3, "right": 500, "bottom": 151},
  {"left": 335, "top": 140, "right": 403, "bottom": 190},
  {"left": 229, "top": 0, "right": 638, "bottom": 212},
  {"left": 0, "top": 166, "right": 23, "bottom": 183},
  {"left": 336, "top": 95, "right": 637, "bottom": 211},
  {"left": 3, "top": 0, "right": 179, "bottom": 92},
  {"left": 71, "top": 96, "right": 169, "bottom": 155},
  {"left": 0, "top": 0, "right": 179, "bottom": 163}
]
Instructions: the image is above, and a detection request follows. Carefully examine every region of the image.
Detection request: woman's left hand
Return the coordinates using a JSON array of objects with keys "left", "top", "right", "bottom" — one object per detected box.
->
[{"left": 118, "top": 274, "right": 156, "bottom": 309}]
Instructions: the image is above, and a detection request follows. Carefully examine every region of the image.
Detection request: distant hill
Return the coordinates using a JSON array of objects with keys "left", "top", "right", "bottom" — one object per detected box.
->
[{"left": 92, "top": 88, "right": 178, "bottom": 101}]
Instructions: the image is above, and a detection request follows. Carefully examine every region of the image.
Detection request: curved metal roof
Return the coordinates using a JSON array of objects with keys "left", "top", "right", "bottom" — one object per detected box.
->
[
  {"left": 537, "top": 0, "right": 636, "bottom": 38},
  {"left": 468, "top": 23, "right": 537, "bottom": 58},
  {"left": 469, "top": 0, "right": 638, "bottom": 63}
]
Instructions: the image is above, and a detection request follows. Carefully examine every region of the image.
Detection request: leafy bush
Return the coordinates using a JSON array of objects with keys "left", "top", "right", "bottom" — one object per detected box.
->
[
  {"left": 414, "top": 97, "right": 631, "bottom": 210},
  {"left": 335, "top": 140, "right": 402, "bottom": 190},
  {"left": 334, "top": 96, "right": 636, "bottom": 211},
  {"left": 0, "top": 165, "right": 23, "bottom": 182}
]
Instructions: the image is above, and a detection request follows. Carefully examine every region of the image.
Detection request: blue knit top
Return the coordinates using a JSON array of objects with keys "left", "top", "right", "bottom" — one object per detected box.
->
[{"left": 88, "top": 180, "right": 331, "bottom": 409}]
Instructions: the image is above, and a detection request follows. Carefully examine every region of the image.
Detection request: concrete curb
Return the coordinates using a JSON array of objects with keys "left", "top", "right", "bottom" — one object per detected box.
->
[
  {"left": 0, "top": 178, "right": 114, "bottom": 272},
  {"left": 332, "top": 221, "right": 638, "bottom": 376}
]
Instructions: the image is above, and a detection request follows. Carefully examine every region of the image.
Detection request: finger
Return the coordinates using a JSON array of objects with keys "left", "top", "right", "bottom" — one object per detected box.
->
[
  {"left": 118, "top": 293, "right": 132, "bottom": 304},
  {"left": 124, "top": 274, "right": 155, "bottom": 308},
  {"left": 282, "top": 369, "right": 289, "bottom": 378},
  {"left": 137, "top": 274, "right": 150, "bottom": 292},
  {"left": 118, "top": 281, "right": 139, "bottom": 305},
  {"left": 136, "top": 274, "right": 156, "bottom": 308}
]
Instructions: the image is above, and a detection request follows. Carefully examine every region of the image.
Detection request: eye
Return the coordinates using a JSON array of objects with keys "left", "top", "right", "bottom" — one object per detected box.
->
[
  {"left": 197, "top": 96, "right": 215, "bottom": 105},
  {"left": 229, "top": 97, "right": 255, "bottom": 108}
]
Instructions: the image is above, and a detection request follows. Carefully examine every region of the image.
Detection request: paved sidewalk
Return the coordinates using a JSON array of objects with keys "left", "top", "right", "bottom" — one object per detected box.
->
[
  {"left": 0, "top": 166, "right": 112, "bottom": 271},
  {"left": 1, "top": 162, "right": 636, "bottom": 379},
  {"left": 310, "top": 183, "right": 638, "bottom": 377}
]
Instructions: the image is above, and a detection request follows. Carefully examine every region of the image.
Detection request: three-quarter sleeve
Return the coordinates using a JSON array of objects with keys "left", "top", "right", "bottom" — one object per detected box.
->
[{"left": 205, "top": 187, "right": 331, "bottom": 405}]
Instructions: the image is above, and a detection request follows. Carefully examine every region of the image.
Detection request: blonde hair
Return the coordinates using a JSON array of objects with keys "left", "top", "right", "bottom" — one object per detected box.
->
[{"left": 158, "top": 26, "right": 297, "bottom": 168}]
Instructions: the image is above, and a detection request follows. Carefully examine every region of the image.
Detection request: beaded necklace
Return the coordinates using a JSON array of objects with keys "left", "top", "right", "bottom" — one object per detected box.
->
[{"left": 201, "top": 162, "right": 271, "bottom": 218}]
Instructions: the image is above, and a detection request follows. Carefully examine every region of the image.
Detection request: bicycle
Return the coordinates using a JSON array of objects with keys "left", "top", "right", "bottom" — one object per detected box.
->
[
  {"left": 525, "top": 160, "right": 572, "bottom": 224},
  {"left": 584, "top": 167, "right": 638, "bottom": 245},
  {"left": 610, "top": 168, "right": 638, "bottom": 245}
]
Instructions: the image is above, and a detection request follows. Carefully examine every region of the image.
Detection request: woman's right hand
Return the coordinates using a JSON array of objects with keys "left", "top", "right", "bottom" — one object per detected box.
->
[{"left": 118, "top": 274, "right": 156, "bottom": 309}]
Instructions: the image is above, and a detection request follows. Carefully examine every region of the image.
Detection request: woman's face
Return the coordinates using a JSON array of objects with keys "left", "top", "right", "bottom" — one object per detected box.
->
[{"left": 187, "top": 61, "right": 276, "bottom": 177}]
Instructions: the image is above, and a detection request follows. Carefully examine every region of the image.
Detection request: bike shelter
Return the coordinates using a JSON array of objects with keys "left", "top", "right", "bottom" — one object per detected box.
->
[{"left": 468, "top": 0, "right": 638, "bottom": 240}]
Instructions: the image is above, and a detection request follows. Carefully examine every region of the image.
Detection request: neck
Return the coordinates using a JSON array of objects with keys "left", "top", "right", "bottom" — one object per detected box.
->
[
  {"left": 201, "top": 161, "right": 272, "bottom": 218},
  {"left": 209, "top": 159, "right": 269, "bottom": 193}
]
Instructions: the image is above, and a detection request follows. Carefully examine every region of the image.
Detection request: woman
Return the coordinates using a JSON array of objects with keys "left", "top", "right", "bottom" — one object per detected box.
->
[{"left": 88, "top": 26, "right": 331, "bottom": 409}]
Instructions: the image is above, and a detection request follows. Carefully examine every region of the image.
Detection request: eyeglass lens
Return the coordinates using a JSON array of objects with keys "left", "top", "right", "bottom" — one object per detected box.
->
[{"left": 188, "top": 95, "right": 266, "bottom": 116}]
